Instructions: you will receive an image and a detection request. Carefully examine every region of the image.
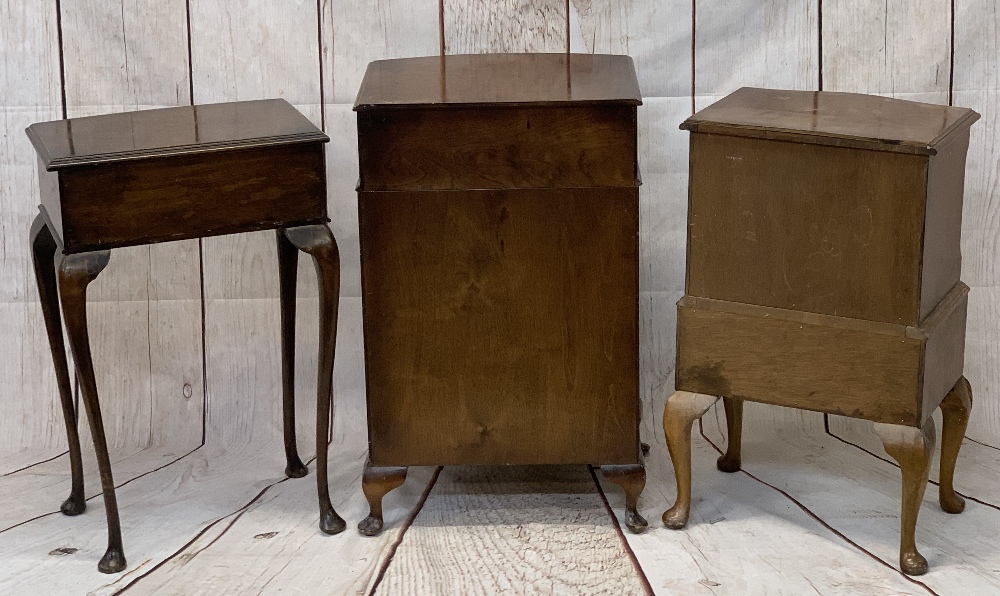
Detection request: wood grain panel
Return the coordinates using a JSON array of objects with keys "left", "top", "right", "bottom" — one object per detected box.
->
[
  {"left": 569, "top": 0, "right": 691, "bottom": 97},
  {"left": 358, "top": 106, "right": 637, "bottom": 190},
  {"left": 676, "top": 297, "right": 925, "bottom": 425},
  {"left": 921, "top": 130, "right": 971, "bottom": 320},
  {"left": 443, "top": 0, "right": 568, "bottom": 54},
  {"left": 57, "top": 143, "right": 327, "bottom": 252},
  {"left": 686, "top": 132, "right": 927, "bottom": 325},
  {"left": 361, "top": 187, "right": 639, "bottom": 466}
]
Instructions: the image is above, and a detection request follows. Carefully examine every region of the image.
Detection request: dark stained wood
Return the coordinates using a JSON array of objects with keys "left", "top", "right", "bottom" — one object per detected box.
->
[
  {"left": 600, "top": 464, "right": 648, "bottom": 533},
  {"left": 686, "top": 132, "right": 927, "bottom": 325},
  {"left": 55, "top": 248, "right": 123, "bottom": 574},
  {"left": 939, "top": 376, "right": 973, "bottom": 514},
  {"left": 360, "top": 186, "right": 639, "bottom": 467},
  {"left": 356, "top": 54, "right": 643, "bottom": 534},
  {"left": 30, "top": 213, "right": 86, "bottom": 517},
  {"left": 354, "top": 54, "right": 642, "bottom": 111},
  {"left": 26, "top": 100, "right": 341, "bottom": 573},
  {"left": 282, "top": 224, "right": 346, "bottom": 536},
  {"left": 50, "top": 142, "right": 327, "bottom": 253},
  {"left": 276, "top": 230, "right": 308, "bottom": 480},
  {"left": 357, "top": 105, "right": 637, "bottom": 191},
  {"left": 26, "top": 98, "right": 327, "bottom": 169},
  {"left": 676, "top": 296, "right": 925, "bottom": 426},
  {"left": 680, "top": 87, "right": 979, "bottom": 155},
  {"left": 358, "top": 464, "right": 408, "bottom": 537}
]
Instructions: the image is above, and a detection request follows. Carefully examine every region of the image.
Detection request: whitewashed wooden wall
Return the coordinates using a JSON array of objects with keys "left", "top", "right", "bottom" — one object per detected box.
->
[{"left": 1, "top": 0, "right": 998, "bottom": 464}]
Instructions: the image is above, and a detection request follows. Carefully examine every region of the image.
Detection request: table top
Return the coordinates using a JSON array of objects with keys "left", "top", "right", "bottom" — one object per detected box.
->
[
  {"left": 682, "top": 87, "right": 980, "bottom": 155},
  {"left": 26, "top": 99, "right": 328, "bottom": 170},
  {"left": 354, "top": 53, "right": 642, "bottom": 111}
]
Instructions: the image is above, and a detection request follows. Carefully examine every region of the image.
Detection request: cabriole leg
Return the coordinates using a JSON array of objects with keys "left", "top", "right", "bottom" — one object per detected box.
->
[
  {"left": 283, "top": 225, "right": 346, "bottom": 535},
  {"left": 276, "top": 229, "right": 307, "bottom": 479},
  {"left": 662, "top": 391, "right": 719, "bottom": 530},
  {"left": 939, "top": 376, "right": 972, "bottom": 514},
  {"left": 56, "top": 248, "right": 124, "bottom": 573},
  {"left": 358, "top": 463, "right": 408, "bottom": 536},
  {"left": 30, "top": 214, "right": 85, "bottom": 516},
  {"left": 601, "top": 463, "right": 648, "bottom": 533},
  {"left": 875, "top": 418, "right": 936, "bottom": 576}
]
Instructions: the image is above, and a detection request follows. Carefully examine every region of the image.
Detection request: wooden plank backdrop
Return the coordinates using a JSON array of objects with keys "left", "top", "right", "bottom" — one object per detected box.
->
[{"left": 1, "top": 0, "right": 999, "bottom": 594}]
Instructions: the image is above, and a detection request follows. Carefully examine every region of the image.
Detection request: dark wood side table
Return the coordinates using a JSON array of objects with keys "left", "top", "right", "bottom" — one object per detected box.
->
[
  {"left": 662, "top": 88, "right": 980, "bottom": 575},
  {"left": 26, "top": 99, "right": 346, "bottom": 573},
  {"left": 353, "top": 54, "right": 647, "bottom": 535}
]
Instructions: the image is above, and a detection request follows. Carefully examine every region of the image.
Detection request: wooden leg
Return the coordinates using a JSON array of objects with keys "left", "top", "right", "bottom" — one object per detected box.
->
[
  {"left": 662, "top": 391, "right": 719, "bottom": 530},
  {"left": 717, "top": 397, "right": 743, "bottom": 473},
  {"left": 30, "top": 214, "right": 86, "bottom": 516},
  {"left": 939, "top": 376, "right": 973, "bottom": 514},
  {"left": 875, "top": 418, "right": 936, "bottom": 576},
  {"left": 358, "top": 463, "right": 408, "bottom": 536},
  {"left": 283, "top": 225, "right": 346, "bottom": 535},
  {"left": 276, "top": 229, "right": 307, "bottom": 479},
  {"left": 56, "top": 248, "right": 125, "bottom": 574},
  {"left": 601, "top": 463, "right": 648, "bottom": 533}
]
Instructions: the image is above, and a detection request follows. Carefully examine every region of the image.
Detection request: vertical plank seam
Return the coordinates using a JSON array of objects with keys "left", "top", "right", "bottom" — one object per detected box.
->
[
  {"left": 367, "top": 466, "right": 444, "bottom": 595},
  {"left": 54, "top": 0, "right": 77, "bottom": 431},
  {"left": 438, "top": 0, "right": 445, "bottom": 56},
  {"left": 690, "top": 0, "right": 696, "bottom": 113},
  {"left": 817, "top": 0, "right": 823, "bottom": 90},
  {"left": 54, "top": 0, "right": 67, "bottom": 119},
  {"left": 198, "top": 241, "right": 207, "bottom": 446},
  {"left": 185, "top": 0, "right": 195, "bottom": 104},
  {"left": 698, "top": 420, "right": 941, "bottom": 596},
  {"left": 949, "top": 0, "right": 955, "bottom": 105},
  {"left": 824, "top": 426, "right": 1000, "bottom": 511},
  {"left": 184, "top": 0, "right": 208, "bottom": 448},
  {"left": 565, "top": 0, "right": 570, "bottom": 55},
  {"left": 588, "top": 465, "right": 655, "bottom": 596},
  {"left": 316, "top": 0, "right": 326, "bottom": 131}
]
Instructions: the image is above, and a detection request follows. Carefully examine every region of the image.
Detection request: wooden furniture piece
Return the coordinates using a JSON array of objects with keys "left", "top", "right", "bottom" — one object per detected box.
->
[
  {"left": 662, "top": 87, "right": 980, "bottom": 576},
  {"left": 26, "top": 99, "right": 345, "bottom": 573},
  {"left": 354, "top": 53, "right": 646, "bottom": 535}
]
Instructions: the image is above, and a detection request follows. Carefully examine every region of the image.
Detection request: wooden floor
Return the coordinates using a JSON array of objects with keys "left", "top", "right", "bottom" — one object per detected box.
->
[{"left": 2, "top": 405, "right": 998, "bottom": 595}]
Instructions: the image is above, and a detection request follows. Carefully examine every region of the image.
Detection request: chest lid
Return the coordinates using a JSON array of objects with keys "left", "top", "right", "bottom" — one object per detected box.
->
[
  {"left": 354, "top": 53, "right": 642, "bottom": 111},
  {"left": 682, "top": 87, "right": 979, "bottom": 155},
  {"left": 26, "top": 99, "right": 328, "bottom": 171}
]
